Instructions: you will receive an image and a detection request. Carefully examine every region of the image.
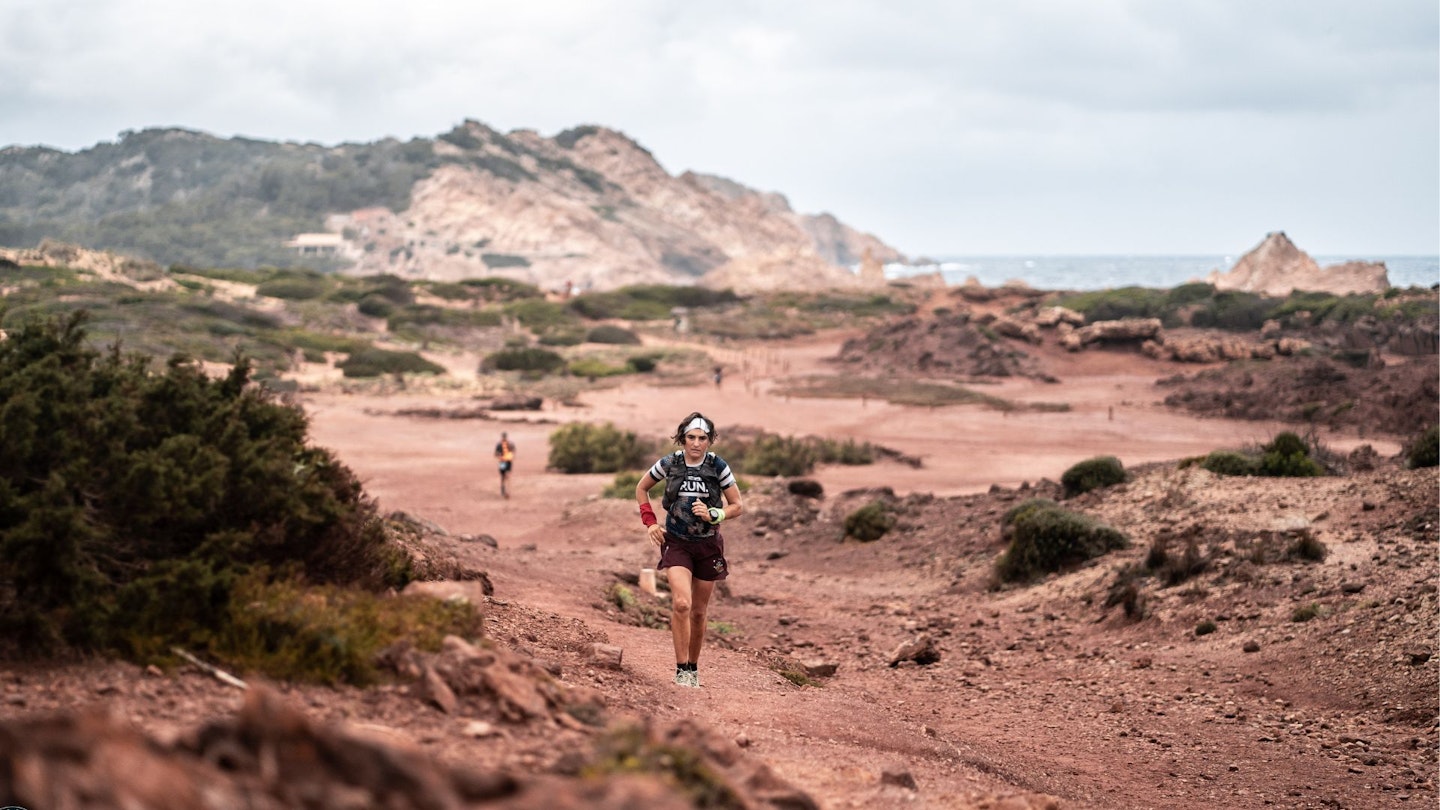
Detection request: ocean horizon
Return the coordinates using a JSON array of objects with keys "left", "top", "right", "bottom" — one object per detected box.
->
[{"left": 884, "top": 255, "right": 1439, "bottom": 293}]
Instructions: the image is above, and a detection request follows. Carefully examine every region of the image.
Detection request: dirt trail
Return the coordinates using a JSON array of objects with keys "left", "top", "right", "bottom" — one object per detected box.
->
[{"left": 299, "top": 331, "right": 1426, "bottom": 808}]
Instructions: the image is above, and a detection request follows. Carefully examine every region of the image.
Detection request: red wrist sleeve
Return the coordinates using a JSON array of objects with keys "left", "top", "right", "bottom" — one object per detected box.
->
[{"left": 639, "top": 503, "right": 658, "bottom": 527}]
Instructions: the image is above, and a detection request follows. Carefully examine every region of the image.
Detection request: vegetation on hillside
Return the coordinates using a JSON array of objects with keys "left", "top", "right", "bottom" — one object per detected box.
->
[
  {"left": 1050, "top": 283, "right": 1437, "bottom": 332},
  {"left": 0, "top": 312, "right": 475, "bottom": 681}
]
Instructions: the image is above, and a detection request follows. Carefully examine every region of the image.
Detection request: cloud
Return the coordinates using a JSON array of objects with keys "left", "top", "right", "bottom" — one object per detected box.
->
[{"left": 0, "top": 0, "right": 1435, "bottom": 254}]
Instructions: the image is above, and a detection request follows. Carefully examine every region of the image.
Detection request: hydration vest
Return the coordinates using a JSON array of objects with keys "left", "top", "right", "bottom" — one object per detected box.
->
[{"left": 660, "top": 451, "right": 723, "bottom": 510}]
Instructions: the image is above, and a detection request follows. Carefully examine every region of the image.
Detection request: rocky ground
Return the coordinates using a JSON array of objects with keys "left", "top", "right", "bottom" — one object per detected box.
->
[{"left": 1, "top": 308, "right": 1435, "bottom": 809}]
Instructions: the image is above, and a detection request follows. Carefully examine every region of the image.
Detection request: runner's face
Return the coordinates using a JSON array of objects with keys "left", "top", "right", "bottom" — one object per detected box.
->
[{"left": 683, "top": 430, "right": 711, "bottom": 459}]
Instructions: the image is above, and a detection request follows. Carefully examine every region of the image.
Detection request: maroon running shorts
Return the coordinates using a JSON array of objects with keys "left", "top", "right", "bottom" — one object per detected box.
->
[{"left": 657, "top": 532, "right": 728, "bottom": 581}]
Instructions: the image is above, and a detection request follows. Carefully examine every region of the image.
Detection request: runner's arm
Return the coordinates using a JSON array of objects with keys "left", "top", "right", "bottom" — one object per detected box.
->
[{"left": 636, "top": 471, "right": 665, "bottom": 545}]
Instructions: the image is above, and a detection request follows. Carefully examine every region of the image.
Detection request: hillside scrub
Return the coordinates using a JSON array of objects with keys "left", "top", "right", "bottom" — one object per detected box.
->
[
  {"left": 1192, "top": 431, "right": 1325, "bottom": 478},
  {"left": 1060, "top": 455, "right": 1127, "bottom": 497},
  {"left": 338, "top": 346, "right": 447, "bottom": 378},
  {"left": 994, "top": 500, "right": 1129, "bottom": 584},
  {"left": 0, "top": 311, "right": 414, "bottom": 662},
  {"left": 547, "top": 422, "right": 649, "bottom": 473},
  {"left": 1405, "top": 425, "right": 1439, "bottom": 469}
]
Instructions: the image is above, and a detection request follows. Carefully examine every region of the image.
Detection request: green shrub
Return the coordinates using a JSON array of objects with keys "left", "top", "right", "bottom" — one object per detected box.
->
[
  {"left": 1001, "top": 497, "right": 1058, "bottom": 528},
  {"left": 626, "top": 355, "right": 658, "bottom": 373},
  {"left": 460, "top": 277, "right": 543, "bottom": 301},
  {"left": 843, "top": 501, "right": 896, "bottom": 542},
  {"left": 813, "top": 437, "right": 875, "bottom": 465},
  {"left": 1190, "top": 290, "right": 1274, "bottom": 331},
  {"left": 568, "top": 357, "right": 629, "bottom": 379},
  {"left": 1148, "top": 539, "right": 1208, "bottom": 586},
  {"left": 568, "top": 285, "right": 741, "bottom": 321},
  {"left": 586, "top": 325, "right": 642, "bottom": 345},
  {"left": 1291, "top": 603, "right": 1322, "bottom": 623},
  {"left": 0, "top": 311, "right": 413, "bottom": 660},
  {"left": 1405, "top": 425, "right": 1439, "bottom": 469},
  {"left": 1054, "top": 286, "right": 1168, "bottom": 322},
  {"left": 1194, "top": 619, "right": 1218, "bottom": 636},
  {"left": 536, "top": 325, "right": 586, "bottom": 346},
  {"left": 602, "top": 471, "right": 659, "bottom": 500},
  {"left": 338, "top": 347, "right": 446, "bottom": 378},
  {"left": 994, "top": 502, "right": 1129, "bottom": 583},
  {"left": 741, "top": 434, "right": 817, "bottom": 477},
  {"left": 1287, "top": 531, "right": 1328, "bottom": 562},
  {"left": 255, "top": 275, "right": 328, "bottom": 301},
  {"left": 1200, "top": 450, "right": 1258, "bottom": 477},
  {"left": 214, "top": 575, "right": 481, "bottom": 685},
  {"left": 387, "top": 304, "right": 502, "bottom": 331},
  {"left": 547, "top": 422, "right": 648, "bottom": 473},
  {"left": 1060, "top": 455, "right": 1126, "bottom": 497},
  {"left": 482, "top": 346, "right": 565, "bottom": 373},
  {"left": 1256, "top": 431, "right": 1323, "bottom": 477},
  {"left": 357, "top": 294, "right": 396, "bottom": 318},
  {"left": 503, "top": 298, "right": 575, "bottom": 331}
]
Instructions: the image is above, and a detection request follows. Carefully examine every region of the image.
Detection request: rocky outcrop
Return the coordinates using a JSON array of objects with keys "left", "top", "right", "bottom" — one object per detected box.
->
[
  {"left": 1058, "top": 318, "right": 1163, "bottom": 351},
  {"left": 1141, "top": 334, "right": 1311, "bottom": 363},
  {"left": 1205, "top": 232, "right": 1389, "bottom": 297},
  {"left": 337, "top": 121, "right": 904, "bottom": 292}
]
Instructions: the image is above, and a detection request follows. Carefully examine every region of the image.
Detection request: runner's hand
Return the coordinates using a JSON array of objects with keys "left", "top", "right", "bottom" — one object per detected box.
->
[
  {"left": 689, "top": 499, "right": 710, "bottom": 521},
  {"left": 647, "top": 524, "right": 665, "bottom": 546}
]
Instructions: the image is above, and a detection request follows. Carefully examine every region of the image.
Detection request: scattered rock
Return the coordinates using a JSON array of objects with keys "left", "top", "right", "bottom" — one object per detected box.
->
[
  {"left": 880, "top": 768, "right": 919, "bottom": 790},
  {"left": 800, "top": 659, "right": 839, "bottom": 679},
  {"left": 1242, "top": 640, "right": 1262, "bottom": 653},
  {"left": 585, "top": 643, "right": 625, "bottom": 671},
  {"left": 888, "top": 634, "right": 941, "bottom": 667}
]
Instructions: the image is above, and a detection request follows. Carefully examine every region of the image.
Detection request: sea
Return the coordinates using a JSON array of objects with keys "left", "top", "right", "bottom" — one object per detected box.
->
[{"left": 884, "top": 255, "right": 1439, "bottom": 292}]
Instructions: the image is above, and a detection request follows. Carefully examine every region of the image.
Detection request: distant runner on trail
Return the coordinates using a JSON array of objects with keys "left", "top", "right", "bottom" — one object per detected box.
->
[
  {"left": 494, "top": 431, "right": 515, "bottom": 498},
  {"left": 634, "top": 411, "right": 743, "bottom": 688}
]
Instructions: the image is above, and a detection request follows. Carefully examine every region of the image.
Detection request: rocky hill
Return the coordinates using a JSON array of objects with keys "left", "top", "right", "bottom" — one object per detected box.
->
[
  {"left": 0, "top": 122, "right": 904, "bottom": 292},
  {"left": 1205, "top": 231, "right": 1390, "bottom": 297}
]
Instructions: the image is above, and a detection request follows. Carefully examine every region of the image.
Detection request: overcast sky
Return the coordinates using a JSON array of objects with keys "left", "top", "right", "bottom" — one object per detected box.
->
[{"left": 2, "top": 1, "right": 1436, "bottom": 258}]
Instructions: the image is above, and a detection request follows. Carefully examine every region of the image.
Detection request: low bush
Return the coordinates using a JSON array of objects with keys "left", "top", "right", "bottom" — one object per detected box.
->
[
  {"left": 1147, "top": 538, "right": 1209, "bottom": 586},
  {"left": 1256, "top": 431, "right": 1324, "bottom": 477},
  {"left": 843, "top": 501, "right": 895, "bottom": 542},
  {"left": 626, "top": 355, "right": 658, "bottom": 373},
  {"left": 740, "top": 434, "right": 817, "bottom": 477},
  {"left": 338, "top": 347, "right": 446, "bottom": 378},
  {"left": 482, "top": 346, "right": 565, "bottom": 373},
  {"left": 601, "top": 471, "right": 660, "bottom": 500},
  {"left": 1405, "top": 425, "right": 1439, "bottom": 469},
  {"left": 813, "top": 437, "right": 875, "bottom": 465},
  {"left": 1060, "top": 455, "right": 1126, "bottom": 497},
  {"left": 1287, "top": 531, "right": 1328, "bottom": 562},
  {"left": 548, "top": 422, "right": 649, "bottom": 473},
  {"left": 256, "top": 275, "right": 328, "bottom": 301},
  {"left": 1194, "top": 619, "right": 1218, "bottom": 636},
  {"left": 585, "top": 325, "right": 642, "bottom": 345},
  {"left": 568, "top": 357, "right": 630, "bottom": 379},
  {"left": 357, "top": 294, "right": 395, "bottom": 318},
  {"left": 994, "top": 502, "right": 1129, "bottom": 583},
  {"left": 1200, "top": 450, "right": 1258, "bottom": 477},
  {"left": 214, "top": 575, "right": 482, "bottom": 685}
]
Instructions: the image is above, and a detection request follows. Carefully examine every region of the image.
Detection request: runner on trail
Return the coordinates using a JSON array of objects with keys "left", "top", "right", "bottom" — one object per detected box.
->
[
  {"left": 635, "top": 411, "right": 743, "bottom": 688},
  {"left": 494, "top": 432, "right": 515, "bottom": 498}
]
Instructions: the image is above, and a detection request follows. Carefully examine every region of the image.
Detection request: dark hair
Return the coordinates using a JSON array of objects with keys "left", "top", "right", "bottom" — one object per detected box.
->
[{"left": 671, "top": 411, "right": 718, "bottom": 445}]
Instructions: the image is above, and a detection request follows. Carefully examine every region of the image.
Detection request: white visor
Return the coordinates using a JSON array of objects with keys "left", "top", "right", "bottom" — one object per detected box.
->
[{"left": 685, "top": 417, "right": 710, "bottom": 434}]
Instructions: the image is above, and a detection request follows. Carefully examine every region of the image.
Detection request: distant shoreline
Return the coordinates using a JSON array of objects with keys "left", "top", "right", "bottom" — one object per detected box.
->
[{"left": 882, "top": 254, "right": 1439, "bottom": 292}]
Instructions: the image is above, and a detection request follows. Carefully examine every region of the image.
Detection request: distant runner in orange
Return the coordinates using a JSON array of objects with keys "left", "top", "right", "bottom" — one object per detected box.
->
[{"left": 494, "top": 431, "right": 515, "bottom": 498}]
